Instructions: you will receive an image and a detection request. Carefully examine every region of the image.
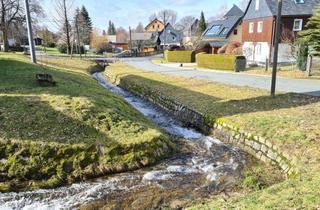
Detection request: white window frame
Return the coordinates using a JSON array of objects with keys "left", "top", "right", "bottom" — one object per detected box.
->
[
  {"left": 255, "top": 0, "right": 260, "bottom": 10},
  {"left": 293, "top": 19, "right": 303, "bottom": 31},
  {"left": 255, "top": 43, "right": 262, "bottom": 56},
  {"left": 249, "top": 22, "right": 254, "bottom": 33},
  {"left": 257, "top": 21, "right": 263, "bottom": 33}
]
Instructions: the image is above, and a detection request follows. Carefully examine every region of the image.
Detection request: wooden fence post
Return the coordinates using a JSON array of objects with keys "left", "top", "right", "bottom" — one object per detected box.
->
[{"left": 306, "top": 55, "right": 312, "bottom": 77}]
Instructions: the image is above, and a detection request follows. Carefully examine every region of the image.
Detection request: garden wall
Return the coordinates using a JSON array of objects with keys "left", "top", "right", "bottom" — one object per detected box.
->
[
  {"left": 110, "top": 76, "right": 298, "bottom": 178},
  {"left": 164, "top": 50, "right": 195, "bottom": 63},
  {"left": 196, "top": 53, "right": 246, "bottom": 72}
]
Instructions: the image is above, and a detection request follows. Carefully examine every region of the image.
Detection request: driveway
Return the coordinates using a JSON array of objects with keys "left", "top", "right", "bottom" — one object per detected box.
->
[{"left": 122, "top": 57, "right": 320, "bottom": 97}]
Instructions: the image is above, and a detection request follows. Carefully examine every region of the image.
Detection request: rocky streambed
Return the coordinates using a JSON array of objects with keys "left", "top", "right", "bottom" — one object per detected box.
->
[{"left": 0, "top": 73, "right": 246, "bottom": 210}]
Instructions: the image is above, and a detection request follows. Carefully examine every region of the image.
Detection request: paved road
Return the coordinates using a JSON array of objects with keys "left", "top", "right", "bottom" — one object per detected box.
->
[{"left": 122, "top": 57, "right": 320, "bottom": 97}]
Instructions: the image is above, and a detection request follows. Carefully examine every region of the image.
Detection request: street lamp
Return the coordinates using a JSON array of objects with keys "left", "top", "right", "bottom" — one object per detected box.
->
[
  {"left": 271, "top": 0, "right": 283, "bottom": 96},
  {"left": 24, "top": 0, "right": 36, "bottom": 63}
]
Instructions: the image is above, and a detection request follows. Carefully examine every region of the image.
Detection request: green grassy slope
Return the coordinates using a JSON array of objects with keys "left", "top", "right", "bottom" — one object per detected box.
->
[
  {"left": 0, "top": 53, "right": 175, "bottom": 192},
  {"left": 106, "top": 63, "right": 320, "bottom": 209}
]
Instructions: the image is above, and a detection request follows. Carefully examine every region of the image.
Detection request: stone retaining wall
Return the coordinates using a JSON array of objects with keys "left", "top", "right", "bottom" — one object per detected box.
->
[{"left": 106, "top": 74, "right": 298, "bottom": 178}]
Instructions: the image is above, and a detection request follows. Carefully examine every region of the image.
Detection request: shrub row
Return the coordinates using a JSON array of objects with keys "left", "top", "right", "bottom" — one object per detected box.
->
[
  {"left": 164, "top": 50, "right": 195, "bottom": 63},
  {"left": 196, "top": 53, "right": 246, "bottom": 71}
]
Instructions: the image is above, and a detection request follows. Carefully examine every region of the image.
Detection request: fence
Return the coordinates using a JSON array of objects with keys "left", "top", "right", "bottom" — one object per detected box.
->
[{"left": 306, "top": 55, "right": 320, "bottom": 76}]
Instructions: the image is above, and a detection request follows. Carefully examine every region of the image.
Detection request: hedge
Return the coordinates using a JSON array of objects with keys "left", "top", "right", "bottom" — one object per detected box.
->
[
  {"left": 196, "top": 53, "right": 245, "bottom": 71},
  {"left": 164, "top": 50, "right": 195, "bottom": 63}
]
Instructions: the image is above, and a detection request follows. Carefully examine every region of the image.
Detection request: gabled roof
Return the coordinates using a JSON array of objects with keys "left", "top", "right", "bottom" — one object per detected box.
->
[
  {"left": 266, "top": 0, "right": 320, "bottom": 16},
  {"left": 131, "top": 33, "right": 153, "bottom": 41},
  {"left": 144, "top": 18, "right": 164, "bottom": 30},
  {"left": 224, "top": 5, "right": 244, "bottom": 17},
  {"left": 244, "top": 0, "right": 320, "bottom": 20},
  {"left": 203, "top": 5, "right": 244, "bottom": 39}
]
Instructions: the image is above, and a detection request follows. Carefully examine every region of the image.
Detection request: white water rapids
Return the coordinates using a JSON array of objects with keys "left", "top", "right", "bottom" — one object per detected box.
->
[{"left": 0, "top": 72, "right": 245, "bottom": 210}]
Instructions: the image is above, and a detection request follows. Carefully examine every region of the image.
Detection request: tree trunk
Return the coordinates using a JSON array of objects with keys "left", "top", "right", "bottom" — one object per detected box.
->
[
  {"left": 2, "top": 26, "right": 9, "bottom": 52},
  {"left": 63, "top": 0, "right": 71, "bottom": 54},
  {"left": 0, "top": 0, "right": 9, "bottom": 52}
]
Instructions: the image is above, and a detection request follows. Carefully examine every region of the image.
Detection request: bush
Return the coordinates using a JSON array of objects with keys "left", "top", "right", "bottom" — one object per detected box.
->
[
  {"left": 57, "top": 43, "right": 67, "bottom": 54},
  {"left": 164, "top": 50, "right": 195, "bottom": 63},
  {"left": 297, "top": 40, "right": 308, "bottom": 71},
  {"left": 96, "top": 42, "right": 113, "bottom": 54},
  {"left": 197, "top": 53, "right": 246, "bottom": 71},
  {"left": 47, "top": 43, "right": 56, "bottom": 48},
  {"left": 9, "top": 46, "right": 24, "bottom": 52}
]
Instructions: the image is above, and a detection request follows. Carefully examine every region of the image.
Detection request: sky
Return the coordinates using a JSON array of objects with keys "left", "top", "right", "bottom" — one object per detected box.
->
[{"left": 42, "top": 0, "right": 243, "bottom": 32}]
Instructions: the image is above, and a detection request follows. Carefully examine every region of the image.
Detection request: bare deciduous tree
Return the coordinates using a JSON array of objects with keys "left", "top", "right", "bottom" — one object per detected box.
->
[
  {"left": 0, "top": 0, "right": 43, "bottom": 51},
  {"left": 175, "top": 16, "right": 195, "bottom": 32},
  {"left": 149, "top": 9, "right": 177, "bottom": 25},
  {"left": 134, "top": 22, "right": 144, "bottom": 33},
  {"left": 116, "top": 27, "right": 128, "bottom": 43},
  {"left": 207, "top": 4, "right": 228, "bottom": 23},
  {"left": 54, "top": 0, "right": 73, "bottom": 54}
]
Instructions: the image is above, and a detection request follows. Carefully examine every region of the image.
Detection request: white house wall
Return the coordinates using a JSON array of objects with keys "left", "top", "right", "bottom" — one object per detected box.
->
[{"left": 243, "top": 41, "right": 270, "bottom": 63}]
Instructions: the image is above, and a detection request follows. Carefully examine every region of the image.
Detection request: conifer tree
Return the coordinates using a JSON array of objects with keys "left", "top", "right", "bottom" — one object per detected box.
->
[
  {"left": 299, "top": 6, "right": 320, "bottom": 55},
  {"left": 198, "top": 11, "right": 207, "bottom": 35}
]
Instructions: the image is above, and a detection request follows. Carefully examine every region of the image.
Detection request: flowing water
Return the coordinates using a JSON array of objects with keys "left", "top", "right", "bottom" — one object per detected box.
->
[{"left": 0, "top": 73, "right": 246, "bottom": 210}]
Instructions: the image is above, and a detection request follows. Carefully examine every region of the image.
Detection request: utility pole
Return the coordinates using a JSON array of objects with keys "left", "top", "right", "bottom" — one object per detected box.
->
[
  {"left": 129, "top": 26, "right": 132, "bottom": 51},
  {"left": 271, "top": 0, "right": 283, "bottom": 96},
  {"left": 24, "top": 0, "right": 36, "bottom": 63},
  {"left": 163, "top": 12, "right": 166, "bottom": 50}
]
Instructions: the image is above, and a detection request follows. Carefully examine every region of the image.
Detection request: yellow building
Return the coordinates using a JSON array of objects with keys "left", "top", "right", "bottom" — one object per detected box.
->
[{"left": 145, "top": 19, "right": 165, "bottom": 32}]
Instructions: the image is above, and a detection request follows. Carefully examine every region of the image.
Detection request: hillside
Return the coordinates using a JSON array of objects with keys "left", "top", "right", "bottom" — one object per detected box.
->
[{"left": 0, "top": 53, "right": 175, "bottom": 192}]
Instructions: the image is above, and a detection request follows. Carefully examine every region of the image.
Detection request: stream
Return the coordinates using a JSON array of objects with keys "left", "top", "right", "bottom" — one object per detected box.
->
[{"left": 0, "top": 72, "right": 246, "bottom": 210}]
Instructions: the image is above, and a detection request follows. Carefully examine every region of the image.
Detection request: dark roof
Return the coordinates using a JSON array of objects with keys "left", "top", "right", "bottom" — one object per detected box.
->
[
  {"left": 203, "top": 15, "right": 243, "bottom": 39},
  {"left": 244, "top": 0, "right": 320, "bottom": 20},
  {"left": 224, "top": 5, "right": 244, "bottom": 17},
  {"left": 158, "top": 23, "right": 182, "bottom": 44},
  {"left": 266, "top": 0, "right": 320, "bottom": 16},
  {"left": 203, "top": 5, "right": 243, "bottom": 39}
]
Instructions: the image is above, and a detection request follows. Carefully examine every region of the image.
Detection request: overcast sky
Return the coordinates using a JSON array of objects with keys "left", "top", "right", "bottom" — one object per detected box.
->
[{"left": 42, "top": 0, "right": 243, "bottom": 31}]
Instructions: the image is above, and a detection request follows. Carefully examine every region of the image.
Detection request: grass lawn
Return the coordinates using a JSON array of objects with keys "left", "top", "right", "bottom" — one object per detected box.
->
[
  {"left": 151, "top": 57, "right": 169, "bottom": 64},
  {"left": 37, "top": 47, "right": 99, "bottom": 58},
  {"left": 0, "top": 53, "right": 175, "bottom": 192},
  {"left": 243, "top": 64, "right": 320, "bottom": 80},
  {"left": 106, "top": 62, "right": 320, "bottom": 209}
]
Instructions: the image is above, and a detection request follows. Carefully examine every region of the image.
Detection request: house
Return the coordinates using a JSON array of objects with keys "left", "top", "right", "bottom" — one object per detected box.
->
[
  {"left": 201, "top": 5, "right": 244, "bottom": 54},
  {"left": 131, "top": 32, "right": 158, "bottom": 52},
  {"left": 181, "top": 19, "right": 200, "bottom": 45},
  {"left": 242, "top": 0, "right": 320, "bottom": 64},
  {"left": 34, "top": 37, "right": 44, "bottom": 46},
  {"left": 157, "top": 23, "right": 182, "bottom": 47},
  {"left": 145, "top": 18, "right": 165, "bottom": 32}
]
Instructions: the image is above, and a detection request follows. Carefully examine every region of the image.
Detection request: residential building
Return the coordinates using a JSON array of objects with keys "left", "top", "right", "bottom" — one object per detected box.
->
[
  {"left": 131, "top": 32, "right": 158, "bottom": 52},
  {"left": 201, "top": 5, "right": 244, "bottom": 54},
  {"left": 242, "top": 0, "right": 320, "bottom": 64},
  {"left": 181, "top": 19, "right": 199, "bottom": 45},
  {"left": 145, "top": 18, "right": 165, "bottom": 32},
  {"left": 158, "top": 23, "right": 182, "bottom": 47}
]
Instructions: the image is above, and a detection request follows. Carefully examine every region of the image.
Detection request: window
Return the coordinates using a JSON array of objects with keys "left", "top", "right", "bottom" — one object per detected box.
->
[
  {"left": 220, "top": 27, "right": 229, "bottom": 35},
  {"left": 255, "top": 44, "right": 262, "bottom": 56},
  {"left": 172, "top": 36, "right": 176, "bottom": 41},
  {"left": 153, "top": 25, "right": 155, "bottom": 29},
  {"left": 234, "top": 29, "right": 238, "bottom": 35},
  {"left": 205, "top": 25, "right": 222, "bottom": 36},
  {"left": 249, "top": 22, "right": 254, "bottom": 33},
  {"left": 255, "top": 0, "right": 260, "bottom": 10},
  {"left": 293, "top": 19, "right": 303, "bottom": 31},
  {"left": 257, "top": 21, "right": 263, "bottom": 33}
]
